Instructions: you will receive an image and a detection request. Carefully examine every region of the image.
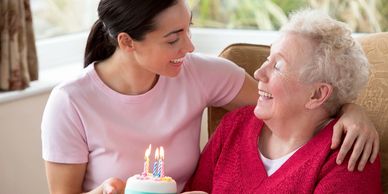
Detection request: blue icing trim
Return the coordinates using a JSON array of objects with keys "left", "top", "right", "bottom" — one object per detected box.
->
[{"left": 125, "top": 190, "right": 176, "bottom": 194}]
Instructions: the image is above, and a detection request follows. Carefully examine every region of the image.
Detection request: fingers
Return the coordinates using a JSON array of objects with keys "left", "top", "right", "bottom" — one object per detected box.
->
[
  {"left": 103, "top": 177, "right": 125, "bottom": 194},
  {"left": 347, "top": 135, "right": 366, "bottom": 171},
  {"left": 103, "top": 184, "right": 117, "bottom": 194},
  {"left": 331, "top": 122, "right": 344, "bottom": 149},
  {"left": 336, "top": 127, "right": 357, "bottom": 165},
  {"left": 370, "top": 131, "right": 380, "bottom": 163},
  {"left": 356, "top": 139, "right": 372, "bottom": 171}
]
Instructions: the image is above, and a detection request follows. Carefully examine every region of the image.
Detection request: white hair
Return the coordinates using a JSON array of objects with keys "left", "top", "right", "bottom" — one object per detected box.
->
[{"left": 281, "top": 8, "right": 370, "bottom": 115}]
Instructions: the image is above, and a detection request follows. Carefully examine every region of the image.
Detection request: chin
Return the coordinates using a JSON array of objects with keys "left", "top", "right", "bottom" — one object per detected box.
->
[
  {"left": 161, "top": 68, "right": 182, "bottom": 77},
  {"left": 254, "top": 106, "right": 264, "bottom": 119},
  {"left": 254, "top": 105, "right": 273, "bottom": 121}
]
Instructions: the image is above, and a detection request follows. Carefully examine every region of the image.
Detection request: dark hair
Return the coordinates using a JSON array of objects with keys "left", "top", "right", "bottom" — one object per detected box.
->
[{"left": 84, "top": 0, "right": 178, "bottom": 67}]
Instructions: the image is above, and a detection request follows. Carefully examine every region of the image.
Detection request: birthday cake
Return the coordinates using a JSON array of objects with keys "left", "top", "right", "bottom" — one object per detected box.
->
[
  {"left": 125, "top": 145, "right": 177, "bottom": 194},
  {"left": 125, "top": 174, "right": 177, "bottom": 194}
]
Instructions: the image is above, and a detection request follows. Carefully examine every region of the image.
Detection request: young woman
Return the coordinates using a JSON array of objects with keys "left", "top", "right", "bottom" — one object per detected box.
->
[{"left": 41, "top": 1, "right": 379, "bottom": 193}]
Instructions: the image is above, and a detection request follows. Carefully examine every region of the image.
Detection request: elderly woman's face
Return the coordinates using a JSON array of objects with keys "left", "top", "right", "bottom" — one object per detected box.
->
[{"left": 253, "top": 33, "right": 316, "bottom": 121}]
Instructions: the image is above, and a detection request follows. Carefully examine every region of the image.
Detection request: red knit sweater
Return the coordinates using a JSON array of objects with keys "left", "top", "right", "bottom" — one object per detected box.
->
[{"left": 185, "top": 106, "right": 382, "bottom": 194}]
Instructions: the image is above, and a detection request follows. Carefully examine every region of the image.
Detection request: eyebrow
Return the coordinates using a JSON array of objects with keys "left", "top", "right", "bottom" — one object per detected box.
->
[
  {"left": 274, "top": 52, "right": 291, "bottom": 66},
  {"left": 269, "top": 43, "right": 291, "bottom": 65},
  {"left": 163, "top": 29, "right": 183, "bottom": 38},
  {"left": 163, "top": 12, "right": 193, "bottom": 37}
]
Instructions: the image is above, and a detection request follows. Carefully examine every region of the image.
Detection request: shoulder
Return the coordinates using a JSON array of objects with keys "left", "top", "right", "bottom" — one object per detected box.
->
[
  {"left": 315, "top": 119, "right": 382, "bottom": 193},
  {"left": 51, "top": 65, "right": 94, "bottom": 99},
  {"left": 316, "top": 151, "right": 382, "bottom": 193},
  {"left": 223, "top": 105, "right": 257, "bottom": 122}
]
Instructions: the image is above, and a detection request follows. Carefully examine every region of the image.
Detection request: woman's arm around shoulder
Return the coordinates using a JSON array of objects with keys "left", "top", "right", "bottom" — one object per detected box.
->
[{"left": 331, "top": 103, "right": 380, "bottom": 171}]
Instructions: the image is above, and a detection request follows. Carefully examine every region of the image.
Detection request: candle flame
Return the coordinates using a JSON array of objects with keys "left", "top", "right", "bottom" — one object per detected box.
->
[
  {"left": 145, "top": 144, "right": 151, "bottom": 158},
  {"left": 160, "top": 146, "right": 164, "bottom": 160},
  {"left": 155, "top": 147, "right": 159, "bottom": 160}
]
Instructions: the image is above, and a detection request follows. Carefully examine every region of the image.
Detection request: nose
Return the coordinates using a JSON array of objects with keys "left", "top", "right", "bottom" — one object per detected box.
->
[
  {"left": 181, "top": 30, "right": 195, "bottom": 53},
  {"left": 254, "top": 63, "right": 269, "bottom": 83}
]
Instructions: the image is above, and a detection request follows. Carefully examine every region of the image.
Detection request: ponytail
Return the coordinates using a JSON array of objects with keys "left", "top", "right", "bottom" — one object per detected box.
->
[{"left": 84, "top": 19, "right": 116, "bottom": 67}]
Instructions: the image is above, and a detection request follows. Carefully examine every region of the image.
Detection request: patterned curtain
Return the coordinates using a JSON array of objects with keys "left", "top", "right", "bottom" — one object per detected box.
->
[{"left": 0, "top": 0, "right": 38, "bottom": 91}]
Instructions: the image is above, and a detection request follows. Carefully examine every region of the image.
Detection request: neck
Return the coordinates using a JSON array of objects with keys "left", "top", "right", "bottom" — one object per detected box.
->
[
  {"left": 259, "top": 110, "right": 330, "bottom": 159},
  {"left": 95, "top": 50, "right": 158, "bottom": 95}
]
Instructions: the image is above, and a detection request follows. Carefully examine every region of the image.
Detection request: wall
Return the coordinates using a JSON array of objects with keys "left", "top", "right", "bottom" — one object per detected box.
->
[{"left": 0, "top": 92, "right": 50, "bottom": 194}]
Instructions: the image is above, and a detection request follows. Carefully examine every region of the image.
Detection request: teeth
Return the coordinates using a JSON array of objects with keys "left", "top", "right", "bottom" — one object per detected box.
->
[
  {"left": 170, "top": 57, "right": 184, "bottom": 64},
  {"left": 258, "top": 90, "right": 273, "bottom": 98}
]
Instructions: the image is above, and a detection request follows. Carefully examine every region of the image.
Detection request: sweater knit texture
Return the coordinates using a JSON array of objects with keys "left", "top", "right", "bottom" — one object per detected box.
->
[{"left": 185, "top": 106, "right": 382, "bottom": 194}]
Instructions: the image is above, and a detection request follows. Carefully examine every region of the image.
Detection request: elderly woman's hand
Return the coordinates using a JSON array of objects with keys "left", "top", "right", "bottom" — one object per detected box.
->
[{"left": 331, "top": 103, "right": 379, "bottom": 172}]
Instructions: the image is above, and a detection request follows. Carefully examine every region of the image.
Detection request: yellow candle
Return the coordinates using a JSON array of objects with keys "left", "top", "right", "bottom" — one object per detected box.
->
[{"left": 142, "top": 144, "right": 151, "bottom": 175}]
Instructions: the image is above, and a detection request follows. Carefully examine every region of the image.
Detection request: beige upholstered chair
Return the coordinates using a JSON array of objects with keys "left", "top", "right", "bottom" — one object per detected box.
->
[{"left": 207, "top": 32, "right": 388, "bottom": 193}]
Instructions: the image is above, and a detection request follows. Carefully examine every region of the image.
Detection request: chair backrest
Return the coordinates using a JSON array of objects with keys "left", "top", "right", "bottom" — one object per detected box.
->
[
  {"left": 207, "top": 43, "right": 269, "bottom": 137},
  {"left": 207, "top": 33, "right": 388, "bottom": 192}
]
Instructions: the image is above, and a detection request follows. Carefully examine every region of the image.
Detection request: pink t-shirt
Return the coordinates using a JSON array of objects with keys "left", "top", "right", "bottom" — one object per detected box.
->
[{"left": 41, "top": 53, "right": 245, "bottom": 192}]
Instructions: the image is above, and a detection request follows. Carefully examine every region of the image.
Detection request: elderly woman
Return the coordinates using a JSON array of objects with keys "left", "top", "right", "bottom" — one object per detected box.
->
[{"left": 184, "top": 9, "right": 382, "bottom": 193}]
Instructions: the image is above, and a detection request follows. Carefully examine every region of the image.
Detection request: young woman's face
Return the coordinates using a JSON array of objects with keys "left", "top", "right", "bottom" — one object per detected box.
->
[
  {"left": 253, "top": 33, "right": 315, "bottom": 121},
  {"left": 132, "top": 0, "right": 194, "bottom": 77}
]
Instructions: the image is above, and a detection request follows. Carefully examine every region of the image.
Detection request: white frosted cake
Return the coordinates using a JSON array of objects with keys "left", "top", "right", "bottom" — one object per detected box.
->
[{"left": 125, "top": 174, "right": 177, "bottom": 194}]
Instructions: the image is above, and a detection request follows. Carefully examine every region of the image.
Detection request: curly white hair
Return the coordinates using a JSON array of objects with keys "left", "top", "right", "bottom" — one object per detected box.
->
[{"left": 281, "top": 8, "right": 370, "bottom": 115}]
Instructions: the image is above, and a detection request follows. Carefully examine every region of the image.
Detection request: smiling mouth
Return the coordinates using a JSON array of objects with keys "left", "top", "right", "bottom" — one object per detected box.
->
[
  {"left": 258, "top": 89, "right": 273, "bottom": 99},
  {"left": 170, "top": 57, "right": 184, "bottom": 64}
]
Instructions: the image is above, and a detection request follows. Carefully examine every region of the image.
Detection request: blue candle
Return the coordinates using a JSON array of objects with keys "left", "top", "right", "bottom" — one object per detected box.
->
[{"left": 153, "top": 147, "right": 159, "bottom": 177}]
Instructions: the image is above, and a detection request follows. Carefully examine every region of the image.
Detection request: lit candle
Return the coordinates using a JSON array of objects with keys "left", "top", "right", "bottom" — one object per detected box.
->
[
  {"left": 153, "top": 147, "right": 159, "bottom": 177},
  {"left": 142, "top": 144, "right": 151, "bottom": 176},
  {"left": 159, "top": 147, "right": 165, "bottom": 177}
]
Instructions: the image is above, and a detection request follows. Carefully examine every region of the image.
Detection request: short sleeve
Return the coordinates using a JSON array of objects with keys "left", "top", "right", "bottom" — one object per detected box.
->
[
  {"left": 41, "top": 86, "right": 89, "bottom": 163},
  {"left": 185, "top": 53, "right": 245, "bottom": 107}
]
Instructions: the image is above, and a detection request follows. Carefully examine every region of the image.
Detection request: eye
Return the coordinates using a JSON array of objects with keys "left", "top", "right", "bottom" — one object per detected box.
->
[
  {"left": 274, "top": 60, "right": 285, "bottom": 70},
  {"left": 168, "top": 39, "right": 179, "bottom": 45}
]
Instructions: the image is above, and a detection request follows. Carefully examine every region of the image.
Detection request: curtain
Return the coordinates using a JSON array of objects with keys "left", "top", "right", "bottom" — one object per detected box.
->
[{"left": 0, "top": 0, "right": 38, "bottom": 91}]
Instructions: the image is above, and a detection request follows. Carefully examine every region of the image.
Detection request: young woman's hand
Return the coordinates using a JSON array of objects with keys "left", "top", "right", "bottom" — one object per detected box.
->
[
  {"left": 101, "top": 177, "right": 125, "bottom": 194},
  {"left": 331, "top": 103, "right": 379, "bottom": 172}
]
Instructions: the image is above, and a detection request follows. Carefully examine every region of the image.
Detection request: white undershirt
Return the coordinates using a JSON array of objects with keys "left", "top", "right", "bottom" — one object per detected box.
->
[
  {"left": 259, "top": 119, "right": 334, "bottom": 176},
  {"left": 259, "top": 148, "right": 300, "bottom": 176}
]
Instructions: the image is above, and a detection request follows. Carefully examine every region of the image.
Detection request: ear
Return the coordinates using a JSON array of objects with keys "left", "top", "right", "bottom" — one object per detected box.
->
[
  {"left": 305, "top": 83, "right": 333, "bottom": 109},
  {"left": 117, "top": 32, "right": 135, "bottom": 51}
]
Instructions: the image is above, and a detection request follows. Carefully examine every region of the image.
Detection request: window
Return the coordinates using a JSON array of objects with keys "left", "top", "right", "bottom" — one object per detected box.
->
[
  {"left": 31, "top": 0, "right": 387, "bottom": 70},
  {"left": 31, "top": 0, "right": 98, "bottom": 40},
  {"left": 189, "top": 0, "right": 388, "bottom": 33}
]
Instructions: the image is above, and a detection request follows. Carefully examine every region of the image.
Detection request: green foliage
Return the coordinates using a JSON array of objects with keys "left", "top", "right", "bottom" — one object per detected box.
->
[
  {"left": 377, "top": 0, "right": 388, "bottom": 31},
  {"left": 188, "top": 0, "right": 388, "bottom": 32},
  {"left": 271, "top": 0, "right": 308, "bottom": 14}
]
